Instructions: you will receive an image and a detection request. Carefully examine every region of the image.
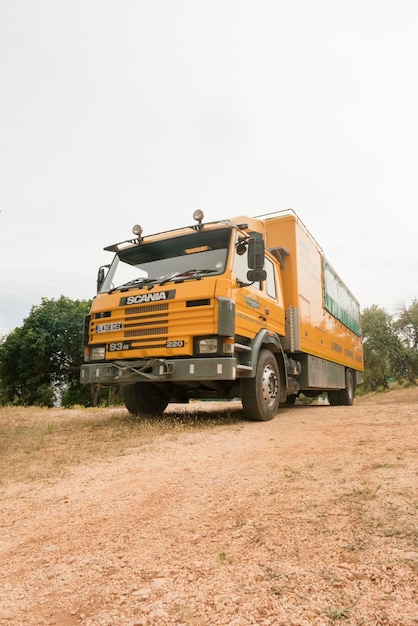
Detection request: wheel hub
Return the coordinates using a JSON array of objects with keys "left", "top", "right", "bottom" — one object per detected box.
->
[{"left": 262, "top": 365, "right": 278, "bottom": 407}]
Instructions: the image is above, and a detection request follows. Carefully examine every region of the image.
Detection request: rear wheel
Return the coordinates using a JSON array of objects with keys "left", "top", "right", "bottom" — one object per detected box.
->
[
  {"left": 338, "top": 369, "right": 355, "bottom": 406},
  {"left": 327, "top": 390, "right": 341, "bottom": 406},
  {"left": 328, "top": 369, "right": 355, "bottom": 406},
  {"left": 241, "top": 349, "right": 280, "bottom": 421},
  {"left": 123, "top": 382, "right": 169, "bottom": 416}
]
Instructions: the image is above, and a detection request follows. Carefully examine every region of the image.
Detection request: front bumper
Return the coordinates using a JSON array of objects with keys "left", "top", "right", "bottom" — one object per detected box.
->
[{"left": 80, "top": 357, "right": 238, "bottom": 385}]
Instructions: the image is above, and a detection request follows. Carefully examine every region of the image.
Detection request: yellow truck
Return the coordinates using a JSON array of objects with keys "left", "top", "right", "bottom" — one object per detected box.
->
[{"left": 80, "top": 209, "right": 364, "bottom": 420}]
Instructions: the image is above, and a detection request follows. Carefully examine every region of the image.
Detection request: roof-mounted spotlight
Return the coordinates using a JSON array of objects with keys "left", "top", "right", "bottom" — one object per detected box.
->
[
  {"left": 132, "top": 224, "right": 143, "bottom": 236},
  {"left": 193, "top": 209, "right": 204, "bottom": 231},
  {"left": 132, "top": 224, "right": 144, "bottom": 243},
  {"left": 193, "top": 209, "right": 204, "bottom": 223}
]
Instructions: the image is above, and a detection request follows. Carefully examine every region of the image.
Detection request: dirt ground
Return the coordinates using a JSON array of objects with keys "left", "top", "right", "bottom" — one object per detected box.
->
[{"left": 1, "top": 388, "right": 417, "bottom": 626}]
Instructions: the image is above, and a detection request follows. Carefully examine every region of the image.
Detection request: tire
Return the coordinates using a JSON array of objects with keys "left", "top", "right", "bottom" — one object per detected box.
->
[
  {"left": 123, "top": 382, "right": 169, "bottom": 416},
  {"left": 328, "top": 369, "right": 355, "bottom": 407},
  {"left": 338, "top": 369, "right": 355, "bottom": 406},
  {"left": 327, "top": 390, "right": 341, "bottom": 406},
  {"left": 241, "top": 349, "right": 280, "bottom": 421}
]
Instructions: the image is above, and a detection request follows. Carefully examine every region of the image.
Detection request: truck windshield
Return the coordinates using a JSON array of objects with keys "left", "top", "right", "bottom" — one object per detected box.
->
[{"left": 100, "top": 228, "right": 231, "bottom": 293}]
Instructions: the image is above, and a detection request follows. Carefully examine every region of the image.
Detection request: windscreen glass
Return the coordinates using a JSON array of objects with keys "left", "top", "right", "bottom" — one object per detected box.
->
[{"left": 100, "top": 228, "right": 231, "bottom": 293}]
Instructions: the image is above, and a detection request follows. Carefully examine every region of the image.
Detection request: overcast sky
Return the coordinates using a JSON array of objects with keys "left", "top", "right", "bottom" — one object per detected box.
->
[{"left": 1, "top": 0, "right": 417, "bottom": 336}]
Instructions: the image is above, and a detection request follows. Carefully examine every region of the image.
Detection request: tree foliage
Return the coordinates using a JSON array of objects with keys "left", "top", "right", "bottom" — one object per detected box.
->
[
  {"left": 0, "top": 296, "right": 91, "bottom": 406},
  {"left": 393, "top": 299, "right": 418, "bottom": 381},
  {"left": 361, "top": 301, "right": 418, "bottom": 388}
]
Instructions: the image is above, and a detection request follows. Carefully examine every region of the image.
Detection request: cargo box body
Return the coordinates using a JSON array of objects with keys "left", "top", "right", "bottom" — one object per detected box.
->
[{"left": 262, "top": 212, "right": 364, "bottom": 376}]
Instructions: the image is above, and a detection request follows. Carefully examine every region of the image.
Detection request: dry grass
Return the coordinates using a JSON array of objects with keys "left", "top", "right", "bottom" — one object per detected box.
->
[{"left": 0, "top": 403, "right": 242, "bottom": 485}]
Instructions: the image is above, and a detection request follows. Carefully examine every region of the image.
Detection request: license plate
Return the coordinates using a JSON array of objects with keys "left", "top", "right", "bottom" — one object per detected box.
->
[{"left": 96, "top": 322, "right": 123, "bottom": 333}]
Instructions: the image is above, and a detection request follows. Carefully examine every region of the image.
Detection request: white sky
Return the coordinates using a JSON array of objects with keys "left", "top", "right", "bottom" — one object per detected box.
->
[{"left": 1, "top": 0, "right": 417, "bottom": 336}]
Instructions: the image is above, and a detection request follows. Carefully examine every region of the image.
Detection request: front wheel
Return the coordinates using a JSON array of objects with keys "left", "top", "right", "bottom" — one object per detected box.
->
[
  {"left": 241, "top": 349, "right": 280, "bottom": 421},
  {"left": 123, "top": 382, "right": 169, "bottom": 416}
]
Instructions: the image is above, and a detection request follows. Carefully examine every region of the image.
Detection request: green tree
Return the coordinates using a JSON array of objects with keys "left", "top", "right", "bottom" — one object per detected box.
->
[
  {"left": 0, "top": 296, "right": 91, "bottom": 406},
  {"left": 361, "top": 302, "right": 418, "bottom": 389},
  {"left": 393, "top": 300, "right": 418, "bottom": 384},
  {"left": 361, "top": 305, "right": 402, "bottom": 389}
]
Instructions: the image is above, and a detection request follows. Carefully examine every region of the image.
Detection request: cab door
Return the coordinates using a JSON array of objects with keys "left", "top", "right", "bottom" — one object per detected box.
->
[
  {"left": 233, "top": 248, "right": 285, "bottom": 340},
  {"left": 259, "top": 254, "right": 285, "bottom": 337}
]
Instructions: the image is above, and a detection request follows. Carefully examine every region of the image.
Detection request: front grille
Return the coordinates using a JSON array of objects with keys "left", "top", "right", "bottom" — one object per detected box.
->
[
  {"left": 125, "top": 326, "right": 168, "bottom": 337},
  {"left": 125, "top": 313, "right": 168, "bottom": 323},
  {"left": 123, "top": 302, "right": 169, "bottom": 347},
  {"left": 126, "top": 303, "right": 169, "bottom": 315},
  {"left": 91, "top": 299, "right": 213, "bottom": 353},
  {"left": 130, "top": 337, "right": 168, "bottom": 345}
]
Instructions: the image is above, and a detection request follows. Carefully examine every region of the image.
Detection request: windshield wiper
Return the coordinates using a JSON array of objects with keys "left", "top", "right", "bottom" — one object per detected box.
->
[
  {"left": 109, "top": 277, "right": 157, "bottom": 293},
  {"left": 158, "top": 269, "right": 217, "bottom": 286}
]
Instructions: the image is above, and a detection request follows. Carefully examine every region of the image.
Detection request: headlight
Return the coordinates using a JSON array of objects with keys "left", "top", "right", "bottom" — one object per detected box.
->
[
  {"left": 198, "top": 338, "right": 218, "bottom": 354},
  {"left": 90, "top": 346, "right": 106, "bottom": 360}
]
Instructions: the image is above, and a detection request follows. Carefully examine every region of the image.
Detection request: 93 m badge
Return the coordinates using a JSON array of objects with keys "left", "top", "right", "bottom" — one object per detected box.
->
[
  {"left": 166, "top": 340, "right": 184, "bottom": 348},
  {"left": 108, "top": 341, "right": 132, "bottom": 352}
]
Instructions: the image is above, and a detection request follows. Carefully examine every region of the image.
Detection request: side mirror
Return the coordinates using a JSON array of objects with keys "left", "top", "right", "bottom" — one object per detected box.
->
[
  {"left": 247, "top": 269, "right": 267, "bottom": 283},
  {"left": 248, "top": 236, "right": 265, "bottom": 270},
  {"left": 97, "top": 265, "right": 110, "bottom": 293}
]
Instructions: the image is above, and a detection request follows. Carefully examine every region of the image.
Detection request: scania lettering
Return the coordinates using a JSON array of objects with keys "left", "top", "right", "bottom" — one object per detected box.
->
[
  {"left": 123, "top": 291, "right": 173, "bottom": 305},
  {"left": 81, "top": 209, "right": 364, "bottom": 420}
]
